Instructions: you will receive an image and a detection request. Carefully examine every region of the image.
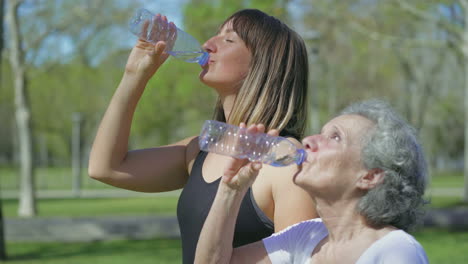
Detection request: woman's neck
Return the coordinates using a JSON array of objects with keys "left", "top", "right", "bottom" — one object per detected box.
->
[
  {"left": 315, "top": 199, "right": 376, "bottom": 242},
  {"left": 312, "top": 199, "right": 396, "bottom": 264},
  {"left": 220, "top": 94, "right": 237, "bottom": 121}
]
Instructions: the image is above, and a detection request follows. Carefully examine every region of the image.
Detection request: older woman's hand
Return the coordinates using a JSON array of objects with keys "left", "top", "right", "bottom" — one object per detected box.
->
[{"left": 221, "top": 123, "right": 279, "bottom": 191}]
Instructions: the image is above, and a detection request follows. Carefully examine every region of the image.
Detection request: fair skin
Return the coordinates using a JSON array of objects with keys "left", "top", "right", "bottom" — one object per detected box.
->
[
  {"left": 200, "top": 21, "right": 251, "bottom": 101},
  {"left": 88, "top": 14, "right": 315, "bottom": 234},
  {"left": 194, "top": 115, "right": 397, "bottom": 264}
]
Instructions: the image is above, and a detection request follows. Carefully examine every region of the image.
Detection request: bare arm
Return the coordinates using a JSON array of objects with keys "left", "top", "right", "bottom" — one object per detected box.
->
[
  {"left": 195, "top": 177, "right": 272, "bottom": 264},
  {"left": 195, "top": 124, "right": 273, "bottom": 264},
  {"left": 194, "top": 164, "right": 314, "bottom": 264},
  {"left": 88, "top": 17, "right": 196, "bottom": 192}
]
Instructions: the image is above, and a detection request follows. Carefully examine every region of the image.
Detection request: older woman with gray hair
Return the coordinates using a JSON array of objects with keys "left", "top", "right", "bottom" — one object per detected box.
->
[{"left": 195, "top": 99, "right": 429, "bottom": 264}]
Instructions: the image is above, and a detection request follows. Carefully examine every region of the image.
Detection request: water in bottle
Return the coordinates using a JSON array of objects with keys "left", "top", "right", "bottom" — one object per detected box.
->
[
  {"left": 128, "top": 8, "right": 209, "bottom": 66},
  {"left": 199, "top": 120, "right": 307, "bottom": 167}
]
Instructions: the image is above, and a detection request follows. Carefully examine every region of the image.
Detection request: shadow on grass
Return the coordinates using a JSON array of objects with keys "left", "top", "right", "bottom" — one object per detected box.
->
[{"left": 7, "top": 238, "right": 182, "bottom": 262}]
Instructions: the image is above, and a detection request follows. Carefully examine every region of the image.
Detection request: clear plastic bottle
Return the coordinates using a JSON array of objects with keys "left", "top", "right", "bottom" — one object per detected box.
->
[
  {"left": 128, "top": 8, "right": 209, "bottom": 66},
  {"left": 199, "top": 120, "right": 307, "bottom": 167}
]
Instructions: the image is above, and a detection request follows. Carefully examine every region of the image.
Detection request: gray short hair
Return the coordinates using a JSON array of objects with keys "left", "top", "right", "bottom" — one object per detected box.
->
[{"left": 340, "top": 99, "right": 428, "bottom": 231}]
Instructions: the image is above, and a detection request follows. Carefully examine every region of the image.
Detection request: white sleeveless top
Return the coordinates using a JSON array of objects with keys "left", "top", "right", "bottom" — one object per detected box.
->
[{"left": 263, "top": 218, "right": 429, "bottom": 264}]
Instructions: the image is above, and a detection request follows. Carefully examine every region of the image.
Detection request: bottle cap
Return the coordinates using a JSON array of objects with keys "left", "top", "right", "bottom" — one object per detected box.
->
[
  {"left": 295, "top": 148, "right": 307, "bottom": 165},
  {"left": 198, "top": 52, "right": 210, "bottom": 66}
]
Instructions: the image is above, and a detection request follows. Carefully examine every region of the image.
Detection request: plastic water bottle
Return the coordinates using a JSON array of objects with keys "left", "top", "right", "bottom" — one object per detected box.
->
[
  {"left": 129, "top": 8, "right": 209, "bottom": 66},
  {"left": 199, "top": 120, "right": 307, "bottom": 167}
]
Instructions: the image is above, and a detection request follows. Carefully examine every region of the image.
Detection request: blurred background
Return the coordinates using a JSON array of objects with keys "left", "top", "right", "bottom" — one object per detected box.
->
[{"left": 0, "top": 0, "right": 467, "bottom": 263}]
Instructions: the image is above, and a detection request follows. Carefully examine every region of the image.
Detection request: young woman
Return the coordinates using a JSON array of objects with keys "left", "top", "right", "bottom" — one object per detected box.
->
[
  {"left": 88, "top": 9, "right": 316, "bottom": 263},
  {"left": 194, "top": 100, "right": 429, "bottom": 264}
]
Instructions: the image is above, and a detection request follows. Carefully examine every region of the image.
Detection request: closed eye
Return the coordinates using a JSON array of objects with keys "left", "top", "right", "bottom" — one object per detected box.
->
[{"left": 330, "top": 133, "right": 340, "bottom": 142}]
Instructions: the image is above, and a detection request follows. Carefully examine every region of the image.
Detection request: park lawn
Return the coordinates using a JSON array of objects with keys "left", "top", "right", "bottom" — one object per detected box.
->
[
  {"left": 0, "top": 167, "right": 465, "bottom": 190},
  {"left": 427, "top": 196, "right": 468, "bottom": 208},
  {"left": 3, "top": 193, "right": 467, "bottom": 218},
  {"left": 429, "top": 171, "right": 463, "bottom": 188},
  {"left": 1, "top": 169, "right": 466, "bottom": 217},
  {"left": 0, "top": 167, "right": 117, "bottom": 191},
  {"left": 2, "top": 196, "right": 179, "bottom": 218},
  {"left": 5, "top": 238, "right": 182, "bottom": 264},
  {"left": 3, "top": 229, "right": 468, "bottom": 264},
  {"left": 414, "top": 228, "right": 468, "bottom": 264},
  {"left": 2, "top": 169, "right": 467, "bottom": 263}
]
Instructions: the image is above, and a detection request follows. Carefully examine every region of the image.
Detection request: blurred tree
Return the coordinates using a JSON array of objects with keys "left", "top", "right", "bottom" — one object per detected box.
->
[
  {"left": 7, "top": 0, "right": 37, "bottom": 217},
  {"left": 20, "top": 0, "right": 140, "bottom": 166},
  {"left": 183, "top": 0, "right": 289, "bottom": 44},
  {"left": 299, "top": 0, "right": 403, "bottom": 131},
  {"left": 1, "top": 0, "right": 144, "bottom": 211},
  {"left": 390, "top": 0, "right": 468, "bottom": 201},
  {"left": 0, "top": 0, "right": 142, "bottom": 170},
  {"left": 0, "top": 0, "right": 7, "bottom": 259},
  {"left": 299, "top": 0, "right": 463, "bottom": 176},
  {"left": 0, "top": 47, "right": 13, "bottom": 166}
]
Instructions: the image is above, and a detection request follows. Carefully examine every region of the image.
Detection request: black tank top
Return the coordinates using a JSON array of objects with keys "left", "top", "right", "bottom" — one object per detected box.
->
[{"left": 177, "top": 151, "right": 274, "bottom": 264}]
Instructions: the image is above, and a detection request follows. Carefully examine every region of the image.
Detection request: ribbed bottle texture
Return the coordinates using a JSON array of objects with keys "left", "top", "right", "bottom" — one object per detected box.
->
[
  {"left": 199, "top": 120, "right": 306, "bottom": 167},
  {"left": 129, "top": 8, "right": 209, "bottom": 65}
]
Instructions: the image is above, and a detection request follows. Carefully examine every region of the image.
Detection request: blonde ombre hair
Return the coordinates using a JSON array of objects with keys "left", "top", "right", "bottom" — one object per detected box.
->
[{"left": 213, "top": 9, "right": 309, "bottom": 140}]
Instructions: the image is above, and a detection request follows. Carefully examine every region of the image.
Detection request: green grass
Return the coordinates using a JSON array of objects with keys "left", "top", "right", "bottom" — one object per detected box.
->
[
  {"left": 2, "top": 229, "right": 467, "bottom": 263},
  {"left": 414, "top": 228, "right": 468, "bottom": 264},
  {"left": 2, "top": 196, "right": 179, "bottom": 218},
  {"left": 1, "top": 168, "right": 466, "bottom": 220},
  {"left": 429, "top": 171, "right": 463, "bottom": 188},
  {"left": 0, "top": 167, "right": 115, "bottom": 190},
  {"left": 1, "top": 168, "right": 467, "bottom": 263},
  {"left": 1, "top": 167, "right": 465, "bottom": 190},
  {"left": 2, "top": 193, "right": 466, "bottom": 219},
  {"left": 5, "top": 238, "right": 182, "bottom": 264},
  {"left": 426, "top": 196, "right": 468, "bottom": 208}
]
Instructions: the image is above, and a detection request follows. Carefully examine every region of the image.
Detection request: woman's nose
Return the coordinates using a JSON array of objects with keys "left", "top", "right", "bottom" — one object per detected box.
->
[
  {"left": 302, "top": 135, "right": 319, "bottom": 152},
  {"left": 202, "top": 37, "right": 216, "bottom": 53}
]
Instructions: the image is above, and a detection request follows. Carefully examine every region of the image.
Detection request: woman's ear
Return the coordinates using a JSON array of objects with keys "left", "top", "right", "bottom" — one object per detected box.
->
[{"left": 356, "top": 168, "right": 385, "bottom": 190}]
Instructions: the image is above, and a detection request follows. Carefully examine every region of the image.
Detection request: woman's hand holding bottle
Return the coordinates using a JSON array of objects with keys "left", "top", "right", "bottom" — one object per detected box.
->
[
  {"left": 221, "top": 123, "right": 279, "bottom": 192},
  {"left": 125, "top": 14, "right": 177, "bottom": 82}
]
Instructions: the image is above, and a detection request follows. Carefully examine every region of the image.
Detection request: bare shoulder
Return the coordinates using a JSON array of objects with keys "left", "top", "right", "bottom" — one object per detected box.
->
[
  {"left": 171, "top": 135, "right": 200, "bottom": 175},
  {"left": 263, "top": 137, "right": 317, "bottom": 231},
  {"left": 263, "top": 136, "right": 302, "bottom": 186}
]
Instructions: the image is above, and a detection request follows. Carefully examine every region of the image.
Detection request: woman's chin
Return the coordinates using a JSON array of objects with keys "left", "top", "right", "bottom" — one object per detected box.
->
[
  {"left": 199, "top": 69, "right": 209, "bottom": 82},
  {"left": 292, "top": 165, "right": 303, "bottom": 184},
  {"left": 199, "top": 73, "right": 219, "bottom": 88}
]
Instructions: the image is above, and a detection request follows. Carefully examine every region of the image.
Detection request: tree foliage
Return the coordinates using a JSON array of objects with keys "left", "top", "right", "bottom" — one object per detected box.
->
[
  {"left": 299, "top": 0, "right": 463, "bottom": 170},
  {"left": 0, "top": 0, "right": 464, "bottom": 177}
]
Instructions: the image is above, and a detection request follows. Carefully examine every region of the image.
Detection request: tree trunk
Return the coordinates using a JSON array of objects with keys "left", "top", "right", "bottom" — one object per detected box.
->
[
  {"left": 464, "top": 34, "right": 468, "bottom": 203},
  {"left": 460, "top": 0, "right": 468, "bottom": 202},
  {"left": 72, "top": 113, "right": 82, "bottom": 197},
  {"left": 7, "top": 0, "right": 37, "bottom": 217},
  {"left": 464, "top": 55, "right": 468, "bottom": 202},
  {"left": 0, "top": 0, "right": 7, "bottom": 259}
]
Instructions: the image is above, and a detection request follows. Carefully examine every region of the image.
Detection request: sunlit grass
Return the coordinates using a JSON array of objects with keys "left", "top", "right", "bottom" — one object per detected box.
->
[
  {"left": 0, "top": 166, "right": 114, "bottom": 190},
  {"left": 6, "top": 238, "right": 182, "bottom": 264},
  {"left": 429, "top": 171, "right": 463, "bottom": 188},
  {"left": 425, "top": 196, "right": 468, "bottom": 208},
  {"left": 1, "top": 167, "right": 466, "bottom": 190},
  {"left": 2, "top": 196, "right": 179, "bottom": 218},
  {"left": 1, "top": 169, "right": 467, "bottom": 263},
  {"left": 3, "top": 228, "right": 468, "bottom": 264},
  {"left": 414, "top": 228, "right": 468, "bottom": 264}
]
